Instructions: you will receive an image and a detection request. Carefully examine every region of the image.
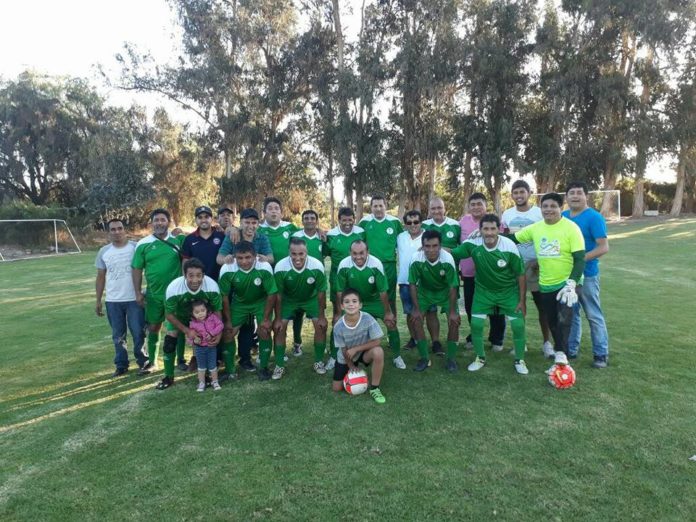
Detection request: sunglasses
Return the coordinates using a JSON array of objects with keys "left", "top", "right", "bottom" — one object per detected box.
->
[{"left": 405, "top": 220, "right": 420, "bottom": 225}]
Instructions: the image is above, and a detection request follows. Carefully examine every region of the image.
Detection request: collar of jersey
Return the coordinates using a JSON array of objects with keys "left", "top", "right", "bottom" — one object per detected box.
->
[
  {"left": 342, "top": 311, "right": 363, "bottom": 329},
  {"left": 483, "top": 237, "right": 501, "bottom": 252},
  {"left": 291, "top": 259, "right": 308, "bottom": 273},
  {"left": 261, "top": 220, "right": 289, "bottom": 230}
]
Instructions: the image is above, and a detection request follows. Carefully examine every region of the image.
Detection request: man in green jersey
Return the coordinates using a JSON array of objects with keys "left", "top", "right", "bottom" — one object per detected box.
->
[
  {"left": 359, "top": 195, "right": 403, "bottom": 316},
  {"left": 218, "top": 241, "right": 278, "bottom": 381},
  {"left": 408, "top": 230, "right": 461, "bottom": 373},
  {"left": 335, "top": 239, "right": 406, "bottom": 370},
  {"left": 157, "top": 258, "right": 222, "bottom": 389},
  {"left": 323, "top": 206, "right": 365, "bottom": 369},
  {"left": 452, "top": 214, "right": 529, "bottom": 375},
  {"left": 132, "top": 208, "right": 186, "bottom": 374},
  {"left": 273, "top": 238, "right": 329, "bottom": 379}
]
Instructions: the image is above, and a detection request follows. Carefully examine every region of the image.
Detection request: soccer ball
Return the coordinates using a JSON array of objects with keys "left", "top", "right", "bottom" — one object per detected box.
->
[
  {"left": 548, "top": 364, "right": 576, "bottom": 389},
  {"left": 343, "top": 369, "right": 369, "bottom": 395}
]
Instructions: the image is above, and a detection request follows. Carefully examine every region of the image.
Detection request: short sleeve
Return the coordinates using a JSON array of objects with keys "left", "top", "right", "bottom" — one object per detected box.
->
[
  {"left": 218, "top": 273, "right": 231, "bottom": 296},
  {"left": 336, "top": 269, "right": 347, "bottom": 292},
  {"left": 256, "top": 235, "right": 272, "bottom": 256},
  {"left": 568, "top": 222, "right": 585, "bottom": 253},
  {"left": 208, "top": 291, "right": 222, "bottom": 312},
  {"left": 367, "top": 316, "right": 384, "bottom": 340},
  {"left": 408, "top": 261, "right": 419, "bottom": 285},
  {"left": 95, "top": 247, "right": 106, "bottom": 269},
  {"left": 515, "top": 226, "right": 532, "bottom": 244},
  {"left": 374, "top": 268, "right": 388, "bottom": 293},
  {"left": 450, "top": 242, "right": 473, "bottom": 263},
  {"left": 263, "top": 271, "right": 278, "bottom": 295},
  {"left": 316, "top": 270, "right": 327, "bottom": 293},
  {"left": 181, "top": 235, "right": 193, "bottom": 258},
  {"left": 448, "top": 265, "right": 459, "bottom": 288},
  {"left": 219, "top": 236, "right": 233, "bottom": 256},
  {"left": 590, "top": 213, "right": 607, "bottom": 240}
]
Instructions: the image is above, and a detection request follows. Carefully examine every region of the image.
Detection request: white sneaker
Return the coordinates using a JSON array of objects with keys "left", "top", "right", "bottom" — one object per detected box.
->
[
  {"left": 491, "top": 344, "right": 504, "bottom": 352},
  {"left": 312, "top": 362, "right": 326, "bottom": 375},
  {"left": 514, "top": 360, "right": 529, "bottom": 375},
  {"left": 554, "top": 351, "right": 568, "bottom": 366},
  {"left": 325, "top": 357, "right": 336, "bottom": 371},
  {"left": 467, "top": 357, "right": 486, "bottom": 372},
  {"left": 272, "top": 366, "right": 285, "bottom": 380},
  {"left": 255, "top": 356, "right": 260, "bottom": 365},
  {"left": 293, "top": 343, "right": 303, "bottom": 356},
  {"left": 284, "top": 355, "right": 289, "bottom": 362},
  {"left": 393, "top": 356, "right": 406, "bottom": 370},
  {"left": 197, "top": 382, "right": 205, "bottom": 392},
  {"left": 542, "top": 341, "right": 555, "bottom": 359},
  {"left": 211, "top": 380, "right": 221, "bottom": 390}
]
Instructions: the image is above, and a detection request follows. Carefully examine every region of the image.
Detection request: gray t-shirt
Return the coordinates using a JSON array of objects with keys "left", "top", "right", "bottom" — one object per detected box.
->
[
  {"left": 95, "top": 241, "right": 137, "bottom": 302},
  {"left": 333, "top": 312, "right": 383, "bottom": 364}
]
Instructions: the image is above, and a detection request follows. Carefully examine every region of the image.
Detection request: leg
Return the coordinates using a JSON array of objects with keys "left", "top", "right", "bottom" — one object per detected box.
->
[
  {"left": 580, "top": 276, "right": 609, "bottom": 358},
  {"left": 488, "top": 312, "right": 506, "bottom": 346},
  {"left": 272, "top": 319, "right": 290, "bottom": 368},
  {"left": 463, "top": 277, "right": 475, "bottom": 343},
  {"left": 509, "top": 315, "right": 527, "bottom": 361},
  {"left": 126, "top": 301, "right": 147, "bottom": 368},
  {"left": 105, "top": 301, "right": 129, "bottom": 371},
  {"left": 363, "top": 347, "right": 385, "bottom": 387},
  {"left": 292, "top": 309, "right": 304, "bottom": 352},
  {"left": 237, "top": 319, "right": 254, "bottom": 367},
  {"left": 399, "top": 284, "right": 417, "bottom": 347},
  {"left": 311, "top": 318, "right": 327, "bottom": 364},
  {"left": 222, "top": 324, "right": 239, "bottom": 375},
  {"left": 195, "top": 345, "right": 207, "bottom": 385},
  {"left": 470, "top": 315, "right": 486, "bottom": 359},
  {"left": 162, "top": 332, "right": 179, "bottom": 378},
  {"left": 426, "top": 310, "right": 440, "bottom": 344},
  {"left": 532, "top": 290, "right": 552, "bottom": 343},
  {"left": 540, "top": 291, "right": 561, "bottom": 350},
  {"left": 568, "top": 301, "right": 582, "bottom": 357},
  {"left": 144, "top": 293, "right": 166, "bottom": 367},
  {"left": 176, "top": 334, "right": 187, "bottom": 368},
  {"left": 446, "top": 312, "right": 459, "bottom": 359}
]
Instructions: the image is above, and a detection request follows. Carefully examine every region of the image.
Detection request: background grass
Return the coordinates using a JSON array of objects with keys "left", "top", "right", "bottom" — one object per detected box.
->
[{"left": 1, "top": 218, "right": 695, "bottom": 521}]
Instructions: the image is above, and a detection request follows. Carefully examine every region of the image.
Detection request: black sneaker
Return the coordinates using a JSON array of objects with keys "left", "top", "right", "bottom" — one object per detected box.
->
[
  {"left": 592, "top": 355, "right": 608, "bottom": 369},
  {"left": 177, "top": 362, "right": 188, "bottom": 372},
  {"left": 404, "top": 338, "right": 416, "bottom": 350},
  {"left": 413, "top": 358, "right": 431, "bottom": 372},
  {"left": 258, "top": 368, "right": 272, "bottom": 381},
  {"left": 240, "top": 360, "right": 256, "bottom": 372},
  {"left": 112, "top": 368, "right": 128, "bottom": 377},
  {"left": 445, "top": 359, "right": 458, "bottom": 373},
  {"left": 431, "top": 341, "right": 445, "bottom": 357},
  {"left": 138, "top": 361, "right": 153, "bottom": 375},
  {"left": 155, "top": 376, "right": 174, "bottom": 390}
]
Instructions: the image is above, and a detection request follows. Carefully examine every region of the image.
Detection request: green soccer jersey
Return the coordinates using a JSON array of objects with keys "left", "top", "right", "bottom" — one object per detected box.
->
[
  {"left": 408, "top": 250, "right": 459, "bottom": 304},
  {"left": 274, "top": 256, "right": 327, "bottom": 302},
  {"left": 358, "top": 214, "right": 403, "bottom": 263},
  {"left": 292, "top": 230, "right": 324, "bottom": 261},
  {"left": 164, "top": 275, "right": 222, "bottom": 322},
  {"left": 422, "top": 217, "right": 462, "bottom": 250},
  {"left": 323, "top": 225, "right": 366, "bottom": 284},
  {"left": 335, "top": 254, "right": 388, "bottom": 304},
  {"left": 131, "top": 233, "right": 185, "bottom": 295},
  {"left": 218, "top": 260, "right": 278, "bottom": 305},
  {"left": 451, "top": 236, "right": 524, "bottom": 293},
  {"left": 258, "top": 220, "right": 300, "bottom": 265}
]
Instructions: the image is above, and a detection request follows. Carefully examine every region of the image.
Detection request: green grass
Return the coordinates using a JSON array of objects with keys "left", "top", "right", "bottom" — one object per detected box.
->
[{"left": 1, "top": 218, "right": 695, "bottom": 521}]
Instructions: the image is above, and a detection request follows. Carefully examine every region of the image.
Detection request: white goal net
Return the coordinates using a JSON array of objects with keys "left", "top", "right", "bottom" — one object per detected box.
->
[
  {"left": 531, "top": 190, "right": 621, "bottom": 221},
  {"left": 0, "top": 219, "right": 82, "bottom": 262}
]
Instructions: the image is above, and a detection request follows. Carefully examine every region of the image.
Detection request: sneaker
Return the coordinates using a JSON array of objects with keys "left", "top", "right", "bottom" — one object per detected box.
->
[
  {"left": 491, "top": 344, "right": 504, "bottom": 353},
  {"left": 272, "top": 366, "right": 285, "bottom": 380},
  {"left": 197, "top": 382, "right": 205, "bottom": 392},
  {"left": 467, "top": 356, "right": 486, "bottom": 372},
  {"left": 313, "top": 361, "right": 327, "bottom": 375},
  {"left": 138, "top": 361, "right": 153, "bottom": 375},
  {"left": 155, "top": 376, "right": 174, "bottom": 390},
  {"left": 404, "top": 338, "right": 416, "bottom": 350},
  {"left": 542, "top": 341, "right": 555, "bottom": 359},
  {"left": 211, "top": 380, "right": 222, "bottom": 390},
  {"left": 293, "top": 343, "right": 303, "bottom": 356},
  {"left": 446, "top": 358, "right": 458, "bottom": 373},
  {"left": 413, "top": 358, "right": 431, "bottom": 372},
  {"left": 369, "top": 387, "right": 386, "bottom": 404},
  {"left": 177, "top": 362, "right": 188, "bottom": 372},
  {"left": 258, "top": 368, "right": 272, "bottom": 381},
  {"left": 393, "top": 356, "right": 407, "bottom": 370},
  {"left": 514, "top": 360, "right": 529, "bottom": 375},
  {"left": 592, "top": 355, "right": 608, "bottom": 369},
  {"left": 240, "top": 360, "right": 256, "bottom": 372},
  {"left": 554, "top": 352, "right": 568, "bottom": 366},
  {"left": 431, "top": 341, "right": 445, "bottom": 357},
  {"left": 325, "top": 357, "right": 336, "bottom": 371},
  {"left": 112, "top": 368, "right": 128, "bottom": 377}
]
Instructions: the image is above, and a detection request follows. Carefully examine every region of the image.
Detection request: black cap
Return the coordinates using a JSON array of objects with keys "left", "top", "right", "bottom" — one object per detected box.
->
[
  {"left": 195, "top": 205, "right": 213, "bottom": 217},
  {"left": 217, "top": 206, "right": 234, "bottom": 215},
  {"left": 240, "top": 208, "right": 259, "bottom": 220}
]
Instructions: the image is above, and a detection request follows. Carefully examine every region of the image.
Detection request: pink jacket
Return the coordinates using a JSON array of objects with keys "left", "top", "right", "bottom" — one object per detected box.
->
[{"left": 188, "top": 314, "right": 224, "bottom": 346}]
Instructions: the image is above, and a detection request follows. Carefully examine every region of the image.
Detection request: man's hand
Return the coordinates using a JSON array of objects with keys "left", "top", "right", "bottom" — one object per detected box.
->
[
  {"left": 515, "top": 300, "right": 527, "bottom": 316},
  {"left": 223, "top": 254, "right": 235, "bottom": 264},
  {"left": 228, "top": 226, "right": 241, "bottom": 243},
  {"left": 411, "top": 308, "right": 423, "bottom": 323},
  {"left": 259, "top": 318, "right": 272, "bottom": 336},
  {"left": 135, "top": 292, "right": 145, "bottom": 308},
  {"left": 186, "top": 328, "right": 202, "bottom": 345},
  {"left": 318, "top": 228, "right": 328, "bottom": 241},
  {"left": 556, "top": 280, "right": 578, "bottom": 307},
  {"left": 384, "top": 311, "right": 396, "bottom": 330},
  {"left": 316, "top": 316, "right": 328, "bottom": 330},
  {"left": 209, "top": 333, "right": 222, "bottom": 345},
  {"left": 257, "top": 255, "right": 270, "bottom": 263},
  {"left": 95, "top": 301, "right": 104, "bottom": 317}
]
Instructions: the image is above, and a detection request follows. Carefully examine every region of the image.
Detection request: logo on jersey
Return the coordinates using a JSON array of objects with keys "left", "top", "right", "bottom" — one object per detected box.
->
[
  {"left": 497, "top": 259, "right": 507, "bottom": 268},
  {"left": 386, "top": 227, "right": 394, "bottom": 235},
  {"left": 283, "top": 231, "right": 290, "bottom": 239},
  {"left": 446, "top": 231, "right": 454, "bottom": 238},
  {"left": 254, "top": 277, "right": 262, "bottom": 286},
  {"left": 307, "top": 277, "right": 316, "bottom": 284},
  {"left": 368, "top": 276, "right": 375, "bottom": 284},
  {"left": 538, "top": 237, "right": 561, "bottom": 257},
  {"left": 213, "top": 238, "right": 221, "bottom": 245},
  {"left": 439, "top": 270, "right": 445, "bottom": 276}
]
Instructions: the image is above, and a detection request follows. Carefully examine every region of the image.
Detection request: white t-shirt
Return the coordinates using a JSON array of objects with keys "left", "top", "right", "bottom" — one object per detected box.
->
[
  {"left": 95, "top": 241, "right": 137, "bottom": 302},
  {"left": 396, "top": 231, "right": 423, "bottom": 285},
  {"left": 501, "top": 206, "right": 543, "bottom": 263}
]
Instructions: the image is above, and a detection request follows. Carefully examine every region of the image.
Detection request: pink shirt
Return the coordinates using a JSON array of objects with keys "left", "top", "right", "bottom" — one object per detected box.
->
[
  {"left": 458, "top": 215, "right": 479, "bottom": 277},
  {"left": 188, "top": 314, "right": 224, "bottom": 346}
]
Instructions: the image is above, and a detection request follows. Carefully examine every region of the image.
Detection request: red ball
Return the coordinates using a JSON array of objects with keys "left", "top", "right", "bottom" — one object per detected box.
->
[
  {"left": 548, "top": 364, "right": 576, "bottom": 389},
  {"left": 343, "top": 369, "right": 369, "bottom": 395}
]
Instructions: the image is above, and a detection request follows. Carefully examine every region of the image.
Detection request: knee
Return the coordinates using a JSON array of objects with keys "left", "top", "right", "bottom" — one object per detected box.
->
[{"left": 373, "top": 346, "right": 384, "bottom": 362}]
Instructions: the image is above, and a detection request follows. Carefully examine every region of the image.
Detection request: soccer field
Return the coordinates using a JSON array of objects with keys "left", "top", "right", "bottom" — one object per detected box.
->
[{"left": 1, "top": 218, "right": 695, "bottom": 521}]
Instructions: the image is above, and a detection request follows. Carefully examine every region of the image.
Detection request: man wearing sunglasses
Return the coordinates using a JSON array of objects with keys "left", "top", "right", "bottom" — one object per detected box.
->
[{"left": 397, "top": 210, "right": 425, "bottom": 351}]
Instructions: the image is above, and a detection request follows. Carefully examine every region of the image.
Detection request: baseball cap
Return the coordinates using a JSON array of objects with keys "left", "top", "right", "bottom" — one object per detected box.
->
[
  {"left": 240, "top": 208, "right": 260, "bottom": 220},
  {"left": 217, "top": 206, "right": 234, "bottom": 214},
  {"left": 195, "top": 205, "right": 213, "bottom": 217}
]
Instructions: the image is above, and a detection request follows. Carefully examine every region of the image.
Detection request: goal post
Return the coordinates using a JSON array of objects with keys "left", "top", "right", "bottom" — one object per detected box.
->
[
  {"left": 0, "top": 219, "right": 82, "bottom": 262},
  {"left": 530, "top": 190, "right": 621, "bottom": 221}
]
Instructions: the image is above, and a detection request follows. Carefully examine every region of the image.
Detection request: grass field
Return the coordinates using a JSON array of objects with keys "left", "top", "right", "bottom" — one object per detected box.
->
[{"left": 1, "top": 218, "right": 695, "bottom": 521}]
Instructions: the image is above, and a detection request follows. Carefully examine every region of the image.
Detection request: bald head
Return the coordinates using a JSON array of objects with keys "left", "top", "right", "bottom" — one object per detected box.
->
[{"left": 429, "top": 197, "right": 446, "bottom": 223}]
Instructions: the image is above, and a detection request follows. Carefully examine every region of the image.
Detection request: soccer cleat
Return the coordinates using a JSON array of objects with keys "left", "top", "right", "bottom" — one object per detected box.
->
[
  {"left": 197, "top": 382, "right": 206, "bottom": 392},
  {"left": 325, "top": 357, "right": 336, "bottom": 371},
  {"left": 514, "top": 360, "right": 529, "bottom": 375},
  {"left": 138, "top": 361, "right": 154, "bottom": 375},
  {"left": 211, "top": 380, "right": 222, "bottom": 390},
  {"left": 240, "top": 360, "right": 256, "bottom": 372},
  {"left": 431, "top": 341, "right": 445, "bottom": 357},
  {"left": 491, "top": 344, "right": 504, "bottom": 352},
  {"left": 369, "top": 388, "right": 386, "bottom": 404},
  {"left": 313, "top": 362, "right": 327, "bottom": 375},
  {"left": 177, "top": 362, "right": 189, "bottom": 372},
  {"left": 393, "top": 356, "right": 407, "bottom": 370},
  {"left": 292, "top": 343, "right": 303, "bottom": 356},
  {"left": 272, "top": 366, "right": 285, "bottom": 380},
  {"left": 445, "top": 359, "right": 458, "bottom": 373},
  {"left": 467, "top": 357, "right": 486, "bottom": 372},
  {"left": 542, "top": 341, "right": 555, "bottom": 359},
  {"left": 112, "top": 368, "right": 128, "bottom": 377},
  {"left": 592, "top": 356, "right": 608, "bottom": 369},
  {"left": 554, "top": 352, "right": 568, "bottom": 366},
  {"left": 155, "top": 376, "right": 174, "bottom": 390},
  {"left": 413, "top": 358, "right": 431, "bottom": 372},
  {"left": 257, "top": 368, "right": 272, "bottom": 381},
  {"left": 404, "top": 338, "right": 416, "bottom": 350}
]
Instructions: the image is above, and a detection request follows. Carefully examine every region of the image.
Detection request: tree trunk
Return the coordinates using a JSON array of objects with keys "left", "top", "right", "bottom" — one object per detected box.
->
[
  {"left": 328, "top": 153, "right": 335, "bottom": 227},
  {"left": 462, "top": 151, "right": 474, "bottom": 208},
  {"left": 633, "top": 47, "right": 653, "bottom": 218},
  {"left": 355, "top": 183, "right": 364, "bottom": 221},
  {"left": 427, "top": 158, "right": 436, "bottom": 202},
  {"left": 670, "top": 144, "right": 688, "bottom": 216}
]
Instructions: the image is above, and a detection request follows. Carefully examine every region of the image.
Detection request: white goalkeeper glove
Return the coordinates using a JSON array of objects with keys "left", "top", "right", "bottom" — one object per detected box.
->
[{"left": 556, "top": 279, "right": 578, "bottom": 307}]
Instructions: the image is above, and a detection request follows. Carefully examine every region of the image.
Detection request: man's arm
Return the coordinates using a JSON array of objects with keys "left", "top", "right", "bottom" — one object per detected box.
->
[
  {"left": 165, "top": 312, "right": 194, "bottom": 338},
  {"left": 447, "top": 287, "right": 460, "bottom": 325},
  {"left": 132, "top": 268, "right": 144, "bottom": 307},
  {"left": 515, "top": 274, "right": 527, "bottom": 315},
  {"left": 380, "top": 291, "right": 395, "bottom": 328},
  {"left": 95, "top": 269, "right": 106, "bottom": 317},
  {"left": 585, "top": 237, "right": 608, "bottom": 262},
  {"left": 569, "top": 250, "right": 586, "bottom": 283},
  {"left": 316, "top": 291, "right": 328, "bottom": 330},
  {"left": 409, "top": 283, "right": 422, "bottom": 322}
]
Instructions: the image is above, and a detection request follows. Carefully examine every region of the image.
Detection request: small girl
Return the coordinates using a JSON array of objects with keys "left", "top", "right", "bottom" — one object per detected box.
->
[{"left": 188, "top": 300, "right": 224, "bottom": 392}]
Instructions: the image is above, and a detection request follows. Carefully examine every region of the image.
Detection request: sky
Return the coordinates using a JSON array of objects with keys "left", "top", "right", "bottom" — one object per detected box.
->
[{"left": 0, "top": 0, "right": 676, "bottom": 187}]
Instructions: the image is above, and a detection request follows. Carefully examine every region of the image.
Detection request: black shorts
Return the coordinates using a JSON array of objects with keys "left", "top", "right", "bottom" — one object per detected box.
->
[{"left": 333, "top": 351, "right": 370, "bottom": 381}]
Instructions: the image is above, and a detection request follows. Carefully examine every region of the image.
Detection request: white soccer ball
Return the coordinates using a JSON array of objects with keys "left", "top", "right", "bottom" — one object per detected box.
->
[{"left": 343, "top": 369, "right": 369, "bottom": 395}]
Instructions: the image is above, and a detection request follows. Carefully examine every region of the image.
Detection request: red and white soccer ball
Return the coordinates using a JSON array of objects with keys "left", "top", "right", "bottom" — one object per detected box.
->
[
  {"left": 343, "top": 369, "right": 369, "bottom": 395},
  {"left": 548, "top": 364, "right": 576, "bottom": 389}
]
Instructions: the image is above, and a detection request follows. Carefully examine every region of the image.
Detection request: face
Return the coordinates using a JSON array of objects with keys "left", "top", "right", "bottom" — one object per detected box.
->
[
  {"left": 429, "top": 199, "right": 445, "bottom": 222},
  {"left": 422, "top": 237, "right": 441, "bottom": 262},
  {"left": 371, "top": 199, "right": 386, "bottom": 219},
  {"left": 192, "top": 305, "right": 208, "bottom": 321},
  {"left": 217, "top": 210, "right": 233, "bottom": 229},
  {"left": 196, "top": 212, "right": 212, "bottom": 230},
  {"left": 264, "top": 202, "right": 282, "bottom": 224},
  {"left": 511, "top": 187, "right": 530, "bottom": 208},
  {"left": 350, "top": 242, "right": 368, "bottom": 267},
  {"left": 241, "top": 218, "right": 259, "bottom": 236},
  {"left": 468, "top": 198, "right": 486, "bottom": 219},
  {"left": 108, "top": 221, "right": 126, "bottom": 243},
  {"left": 566, "top": 187, "right": 587, "bottom": 210},
  {"left": 185, "top": 267, "right": 204, "bottom": 291},
  {"left": 480, "top": 221, "right": 499, "bottom": 246},
  {"left": 302, "top": 213, "right": 318, "bottom": 233},
  {"left": 342, "top": 293, "right": 362, "bottom": 315},
  {"left": 404, "top": 214, "right": 422, "bottom": 235},
  {"left": 151, "top": 213, "right": 170, "bottom": 235},
  {"left": 235, "top": 251, "right": 255, "bottom": 271},
  {"left": 541, "top": 199, "right": 562, "bottom": 223},
  {"left": 338, "top": 214, "right": 355, "bottom": 234},
  {"left": 289, "top": 243, "right": 307, "bottom": 269}
]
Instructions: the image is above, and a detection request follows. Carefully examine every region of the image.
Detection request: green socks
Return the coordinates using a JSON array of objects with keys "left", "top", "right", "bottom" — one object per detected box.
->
[
  {"left": 388, "top": 329, "right": 401, "bottom": 357},
  {"left": 314, "top": 342, "right": 326, "bottom": 363},
  {"left": 329, "top": 333, "right": 338, "bottom": 359},
  {"left": 510, "top": 317, "right": 527, "bottom": 360},
  {"left": 447, "top": 340, "right": 457, "bottom": 359},
  {"left": 274, "top": 344, "right": 286, "bottom": 367},
  {"left": 223, "top": 340, "right": 236, "bottom": 373},
  {"left": 147, "top": 332, "right": 159, "bottom": 364},
  {"left": 471, "top": 316, "right": 486, "bottom": 358},
  {"left": 176, "top": 334, "right": 186, "bottom": 364},
  {"left": 259, "top": 339, "right": 272, "bottom": 369},
  {"left": 417, "top": 339, "right": 428, "bottom": 360}
]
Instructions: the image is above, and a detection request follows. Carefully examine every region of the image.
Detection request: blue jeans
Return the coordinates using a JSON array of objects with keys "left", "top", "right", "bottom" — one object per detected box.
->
[
  {"left": 194, "top": 345, "right": 218, "bottom": 371},
  {"left": 105, "top": 301, "right": 147, "bottom": 370},
  {"left": 568, "top": 276, "right": 609, "bottom": 357}
]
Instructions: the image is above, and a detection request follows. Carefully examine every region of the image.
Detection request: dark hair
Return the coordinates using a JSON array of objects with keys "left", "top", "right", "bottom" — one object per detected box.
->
[
  {"left": 565, "top": 181, "right": 588, "bottom": 195},
  {"left": 106, "top": 218, "right": 124, "bottom": 229},
  {"left": 263, "top": 197, "right": 282, "bottom": 212},
  {"left": 341, "top": 288, "right": 362, "bottom": 303},
  {"left": 338, "top": 206, "right": 355, "bottom": 219},
  {"left": 289, "top": 237, "right": 307, "bottom": 248},
  {"left": 479, "top": 213, "right": 501, "bottom": 229},
  {"left": 540, "top": 192, "right": 564, "bottom": 206},
  {"left": 183, "top": 258, "right": 206, "bottom": 274},
  {"left": 422, "top": 229, "right": 442, "bottom": 244},
  {"left": 234, "top": 240, "right": 256, "bottom": 256},
  {"left": 511, "top": 180, "right": 531, "bottom": 193},
  {"left": 403, "top": 210, "right": 422, "bottom": 223},
  {"left": 190, "top": 299, "right": 210, "bottom": 316},
  {"left": 468, "top": 192, "right": 487, "bottom": 203},
  {"left": 370, "top": 194, "right": 386, "bottom": 205},
  {"left": 301, "top": 209, "right": 319, "bottom": 220},
  {"left": 350, "top": 239, "right": 368, "bottom": 250},
  {"left": 150, "top": 208, "right": 171, "bottom": 221}
]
